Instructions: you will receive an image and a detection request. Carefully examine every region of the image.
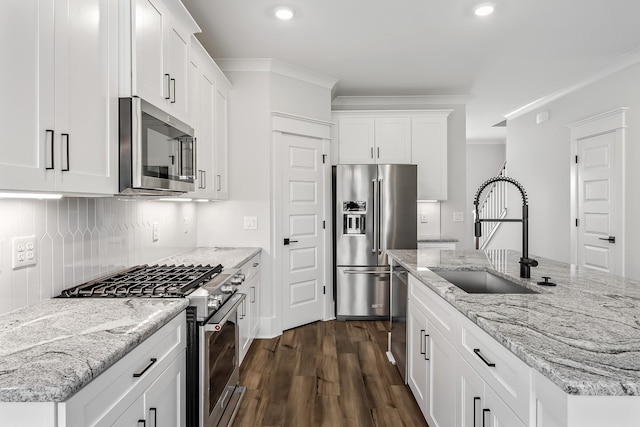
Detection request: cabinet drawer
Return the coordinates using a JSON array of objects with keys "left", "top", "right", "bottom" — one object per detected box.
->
[
  {"left": 59, "top": 311, "right": 186, "bottom": 426},
  {"left": 458, "top": 315, "right": 530, "bottom": 422},
  {"left": 408, "top": 274, "right": 455, "bottom": 341}
]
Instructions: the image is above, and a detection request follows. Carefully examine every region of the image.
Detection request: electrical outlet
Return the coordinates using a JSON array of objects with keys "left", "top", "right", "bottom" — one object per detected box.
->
[
  {"left": 244, "top": 216, "right": 258, "bottom": 230},
  {"left": 453, "top": 212, "right": 464, "bottom": 222},
  {"left": 152, "top": 222, "right": 160, "bottom": 242},
  {"left": 183, "top": 217, "right": 190, "bottom": 234},
  {"left": 12, "top": 236, "right": 37, "bottom": 269},
  {"left": 420, "top": 213, "right": 429, "bottom": 223}
]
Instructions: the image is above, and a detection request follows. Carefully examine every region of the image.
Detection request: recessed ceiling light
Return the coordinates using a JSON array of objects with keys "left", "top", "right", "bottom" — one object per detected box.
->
[
  {"left": 274, "top": 6, "right": 295, "bottom": 20},
  {"left": 474, "top": 3, "right": 495, "bottom": 17}
]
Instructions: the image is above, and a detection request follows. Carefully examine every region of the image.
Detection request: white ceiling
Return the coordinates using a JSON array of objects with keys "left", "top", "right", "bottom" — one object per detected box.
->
[{"left": 182, "top": 0, "right": 640, "bottom": 140}]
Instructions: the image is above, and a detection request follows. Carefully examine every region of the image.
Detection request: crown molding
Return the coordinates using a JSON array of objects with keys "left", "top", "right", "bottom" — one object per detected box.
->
[
  {"left": 216, "top": 58, "right": 338, "bottom": 90},
  {"left": 504, "top": 47, "right": 640, "bottom": 120},
  {"left": 332, "top": 95, "right": 469, "bottom": 109}
]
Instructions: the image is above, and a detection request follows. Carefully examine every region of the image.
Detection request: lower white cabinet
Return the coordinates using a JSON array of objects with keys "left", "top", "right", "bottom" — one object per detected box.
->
[
  {"left": 237, "top": 253, "right": 261, "bottom": 365},
  {"left": 59, "top": 312, "right": 186, "bottom": 427},
  {"left": 408, "top": 299, "right": 457, "bottom": 427}
]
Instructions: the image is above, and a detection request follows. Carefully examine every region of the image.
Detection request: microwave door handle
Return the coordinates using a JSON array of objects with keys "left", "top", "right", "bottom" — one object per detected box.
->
[{"left": 132, "top": 97, "right": 142, "bottom": 187}]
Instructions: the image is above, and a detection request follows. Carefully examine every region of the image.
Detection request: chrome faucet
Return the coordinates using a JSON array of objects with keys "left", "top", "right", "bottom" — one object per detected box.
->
[{"left": 473, "top": 176, "right": 538, "bottom": 278}]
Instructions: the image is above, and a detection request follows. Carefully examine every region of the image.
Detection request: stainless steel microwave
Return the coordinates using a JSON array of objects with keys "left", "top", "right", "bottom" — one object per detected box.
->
[{"left": 119, "top": 97, "right": 196, "bottom": 195}]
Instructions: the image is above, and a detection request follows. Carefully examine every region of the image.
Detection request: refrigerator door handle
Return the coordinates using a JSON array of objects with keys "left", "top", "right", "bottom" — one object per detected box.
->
[
  {"left": 371, "top": 178, "right": 377, "bottom": 253},
  {"left": 378, "top": 177, "right": 383, "bottom": 255},
  {"left": 343, "top": 269, "right": 392, "bottom": 275}
]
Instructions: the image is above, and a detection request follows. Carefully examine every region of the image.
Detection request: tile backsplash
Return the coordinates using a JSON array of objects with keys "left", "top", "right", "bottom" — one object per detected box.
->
[{"left": 0, "top": 198, "right": 197, "bottom": 315}]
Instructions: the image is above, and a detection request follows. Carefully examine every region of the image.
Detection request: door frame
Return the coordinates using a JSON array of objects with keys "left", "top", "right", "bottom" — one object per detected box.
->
[
  {"left": 271, "top": 111, "right": 333, "bottom": 336},
  {"left": 568, "top": 107, "right": 627, "bottom": 273}
]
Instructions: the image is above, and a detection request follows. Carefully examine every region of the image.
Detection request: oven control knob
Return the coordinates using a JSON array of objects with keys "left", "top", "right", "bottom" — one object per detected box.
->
[
  {"left": 230, "top": 275, "right": 244, "bottom": 285},
  {"left": 207, "top": 295, "right": 224, "bottom": 309},
  {"left": 221, "top": 284, "right": 237, "bottom": 294}
]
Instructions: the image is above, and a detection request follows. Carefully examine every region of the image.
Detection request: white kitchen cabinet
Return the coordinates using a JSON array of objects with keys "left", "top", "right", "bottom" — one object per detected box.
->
[
  {"left": 334, "top": 111, "right": 451, "bottom": 199},
  {"left": 336, "top": 115, "right": 411, "bottom": 164},
  {"left": 407, "top": 298, "right": 456, "bottom": 427},
  {"left": 0, "top": 0, "right": 118, "bottom": 195},
  {"left": 236, "top": 253, "right": 261, "bottom": 365},
  {"left": 412, "top": 114, "right": 450, "bottom": 200},
  {"left": 187, "top": 39, "right": 232, "bottom": 200},
  {"left": 58, "top": 312, "right": 186, "bottom": 427},
  {"left": 125, "top": 0, "right": 199, "bottom": 126}
]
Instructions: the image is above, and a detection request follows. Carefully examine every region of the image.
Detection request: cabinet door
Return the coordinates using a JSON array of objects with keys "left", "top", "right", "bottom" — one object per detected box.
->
[
  {"left": 412, "top": 117, "right": 448, "bottom": 200},
  {"left": 484, "top": 386, "right": 526, "bottom": 427},
  {"left": 249, "top": 275, "right": 260, "bottom": 338},
  {"left": 428, "top": 324, "right": 457, "bottom": 427},
  {"left": 132, "top": 0, "right": 166, "bottom": 107},
  {"left": 54, "top": 0, "right": 118, "bottom": 194},
  {"left": 164, "top": 23, "right": 190, "bottom": 121},
  {"left": 457, "top": 357, "right": 485, "bottom": 427},
  {"left": 238, "top": 295, "right": 251, "bottom": 365},
  {"left": 0, "top": 0, "right": 55, "bottom": 191},
  {"left": 213, "top": 87, "right": 229, "bottom": 199},
  {"left": 192, "top": 63, "right": 216, "bottom": 198},
  {"left": 112, "top": 394, "right": 145, "bottom": 427},
  {"left": 144, "top": 350, "right": 186, "bottom": 427},
  {"left": 375, "top": 118, "right": 411, "bottom": 163},
  {"left": 407, "top": 300, "right": 429, "bottom": 415},
  {"left": 338, "top": 117, "right": 375, "bottom": 164}
]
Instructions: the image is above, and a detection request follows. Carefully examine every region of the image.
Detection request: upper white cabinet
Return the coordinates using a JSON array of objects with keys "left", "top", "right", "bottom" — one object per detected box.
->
[
  {"left": 0, "top": 0, "right": 119, "bottom": 195},
  {"left": 188, "top": 39, "right": 232, "bottom": 200},
  {"left": 333, "top": 110, "right": 451, "bottom": 199},
  {"left": 123, "top": 0, "right": 200, "bottom": 126}
]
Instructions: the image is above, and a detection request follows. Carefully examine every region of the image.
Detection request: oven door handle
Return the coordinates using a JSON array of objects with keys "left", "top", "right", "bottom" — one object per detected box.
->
[{"left": 202, "top": 293, "right": 246, "bottom": 332}]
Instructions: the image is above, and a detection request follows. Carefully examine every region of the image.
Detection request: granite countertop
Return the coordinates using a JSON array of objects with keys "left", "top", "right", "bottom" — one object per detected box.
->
[
  {"left": 0, "top": 246, "right": 262, "bottom": 403},
  {"left": 417, "top": 236, "right": 459, "bottom": 243},
  {"left": 0, "top": 298, "right": 188, "bottom": 402},
  {"left": 387, "top": 248, "right": 640, "bottom": 396},
  {"left": 157, "top": 246, "right": 261, "bottom": 270}
]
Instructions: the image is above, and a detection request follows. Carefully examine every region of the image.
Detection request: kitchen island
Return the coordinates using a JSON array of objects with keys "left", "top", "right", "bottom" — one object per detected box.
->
[{"left": 388, "top": 248, "right": 640, "bottom": 426}]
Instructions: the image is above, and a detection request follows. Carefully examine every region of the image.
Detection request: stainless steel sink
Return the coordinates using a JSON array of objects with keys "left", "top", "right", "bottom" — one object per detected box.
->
[{"left": 433, "top": 270, "right": 538, "bottom": 294}]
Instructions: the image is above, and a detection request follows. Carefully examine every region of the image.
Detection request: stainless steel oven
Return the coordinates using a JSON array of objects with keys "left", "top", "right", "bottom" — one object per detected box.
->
[{"left": 199, "top": 292, "right": 246, "bottom": 427}]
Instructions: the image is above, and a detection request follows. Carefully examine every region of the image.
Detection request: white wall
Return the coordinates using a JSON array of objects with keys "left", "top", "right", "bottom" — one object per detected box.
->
[
  {"left": 196, "top": 67, "right": 333, "bottom": 336},
  {"left": 499, "top": 61, "right": 640, "bottom": 279},
  {"left": 0, "top": 198, "right": 197, "bottom": 315}
]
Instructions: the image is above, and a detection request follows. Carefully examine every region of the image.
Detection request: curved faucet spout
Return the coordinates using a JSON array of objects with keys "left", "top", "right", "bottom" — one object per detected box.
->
[{"left": 473, "top": 175, "right": 537, "bottom": 278}]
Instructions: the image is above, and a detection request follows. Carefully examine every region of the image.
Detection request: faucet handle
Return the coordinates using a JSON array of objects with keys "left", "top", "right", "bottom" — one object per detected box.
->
[{"left": 537, "top": 276, "right": 557, "bottom": 286}]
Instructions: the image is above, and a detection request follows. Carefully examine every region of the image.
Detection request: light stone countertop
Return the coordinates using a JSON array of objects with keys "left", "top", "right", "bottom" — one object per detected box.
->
[
  {"left": 157, "top": 246, "right": 261, "bottom": 270},
  {"left": 387, "top": 248, "right": 640, "bottom": 396},
  {"left": 0, "top": 298, "right": 188, "bottom": 402},
  {"left": 0, "top": 246, "right": 261, "bottom": 403}
]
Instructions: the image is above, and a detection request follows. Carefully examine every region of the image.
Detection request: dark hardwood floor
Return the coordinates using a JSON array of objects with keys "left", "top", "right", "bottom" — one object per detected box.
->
[{"left": 232, "top": 320, "right": 428, "bottom": 427}]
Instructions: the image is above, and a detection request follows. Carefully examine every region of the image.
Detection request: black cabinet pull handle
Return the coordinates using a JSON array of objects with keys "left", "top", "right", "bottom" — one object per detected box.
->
[
  {"left": 133, "top": 358, "right": 157, "bottom": 378},
  {"left": 164, "top": 74, "right": 171, "bottom": 99},
  {"left": 150, "top": 408, "right": 157, "bottom": 427},
  {"left": 419, "top": 329, "right": 425, "bottom": 355},
  {"left": 599, "top": 236, "right": 616, "bottom": 243},
  {"left": 202, "top": 170, "right": 206, "bottom": 189},
  {"left": 474, "top": 348, "right": 496, "bottom": 367},
  {"left": 424, "top": 334, "right": 430, "bottom": 361},
  {"left": 170, "top": 78, "right": 176, "bottom": 103},
  {"left": 138, "top": 420, "right": 146, "bottom": 427},
  {"left": 61, "top": 133, "right": 70, "bottom": 171},
  {"left": 482, "top": 408, "right": 490, "bottom": 427},
  {"left": 473, "top": 397, "right": 481, "bottom": 427},
  {"left": 45, "top": 129, "right": 55, "bottom": 170}
]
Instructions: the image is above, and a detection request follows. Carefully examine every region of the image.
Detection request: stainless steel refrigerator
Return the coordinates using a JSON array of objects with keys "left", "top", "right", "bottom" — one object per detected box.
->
[{"left": 334, "top": 164, "right": 417, "bottom": 320}]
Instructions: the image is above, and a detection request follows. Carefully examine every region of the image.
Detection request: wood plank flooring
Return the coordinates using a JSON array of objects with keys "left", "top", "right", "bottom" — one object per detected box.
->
[{"left": 233, "top": 320, "right": 428, "bottom": 427}]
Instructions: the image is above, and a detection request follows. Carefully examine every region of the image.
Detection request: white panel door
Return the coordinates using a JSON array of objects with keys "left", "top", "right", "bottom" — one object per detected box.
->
[
  {"left": 407, "top": 300, "right": 429, "bottom": 415},
  {"left": 0, "top": 0, "right": 55, "bottom": 191},
  {"left": 282, "top": 133, "right": 325, "bottom": 330},
  {"left": 54, "top": 0, "right": 118, "bottom": 194},
  {"left": 456, "top": 357, "right": 485, "bottom": 427},
  {"left": 577, "top": 132, "right": 622, "bottom": 274},
  {"left": 428, "top": 324, "right": 457, "bottom": 427}
]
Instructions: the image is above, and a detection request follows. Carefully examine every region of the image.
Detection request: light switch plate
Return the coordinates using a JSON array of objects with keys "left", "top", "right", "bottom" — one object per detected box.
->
[
  {"left": 12, "top": 236, "right": 37, "bottom": 269},
  {"left": 453, "top": 212, "right": 464, "bottom": 222},
  {"left": 244, "top": 216, "right": 258, "bottom": 230},
  {"left": 420, "top": 214, "right": 429, "bottom": 223},
  {"left": 152, "top": 222, "right": 160, "bottom": 242}
]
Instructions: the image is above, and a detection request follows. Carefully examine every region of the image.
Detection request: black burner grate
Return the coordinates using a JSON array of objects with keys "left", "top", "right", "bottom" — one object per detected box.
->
[{"left": 59, "top": 264, "right": 223, "bottom": 298}]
